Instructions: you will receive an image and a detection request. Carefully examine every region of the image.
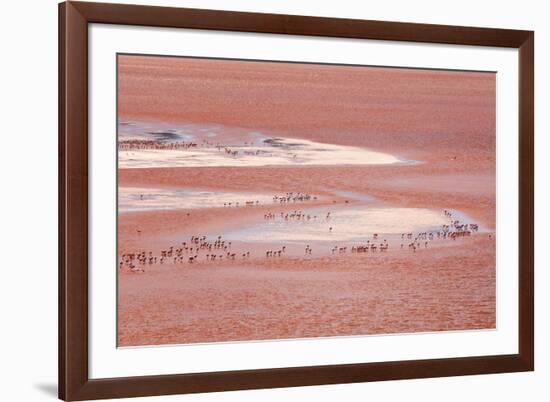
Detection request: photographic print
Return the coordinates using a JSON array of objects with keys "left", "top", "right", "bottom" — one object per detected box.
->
[{"left": 117, "top": 54, "right": 496, "bottom": 347}]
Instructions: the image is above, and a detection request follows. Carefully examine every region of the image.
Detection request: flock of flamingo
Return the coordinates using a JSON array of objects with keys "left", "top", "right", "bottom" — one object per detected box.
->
[
  {"left": 119, "top": 203, "right": 484, "bottom": 273},
  {"left": 118, "top": 139, "right": 199, "bottom": 150},
  {"left": 222, "top": 192, "right": 316, "bottom": 209},
  {"left": 119, "top": 137, "right": 276, "bottom": 159},
  {"left": 118, "top": 137, "right": 486, "bottom": 273}
]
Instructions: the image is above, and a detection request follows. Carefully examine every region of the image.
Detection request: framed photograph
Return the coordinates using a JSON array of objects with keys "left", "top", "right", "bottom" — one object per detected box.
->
[{"left": 59, "top": 1, "right": 534, "bottom": 400}]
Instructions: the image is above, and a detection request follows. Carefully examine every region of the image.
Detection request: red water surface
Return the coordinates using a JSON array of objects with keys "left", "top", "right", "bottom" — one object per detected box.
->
[{"left": 117, "top": 55, "right": 496, "bottom": 347}]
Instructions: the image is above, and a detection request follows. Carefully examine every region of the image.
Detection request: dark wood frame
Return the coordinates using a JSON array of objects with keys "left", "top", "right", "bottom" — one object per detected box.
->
[{"left": 59, "top": 1, "right": 534, "bottom": 400}]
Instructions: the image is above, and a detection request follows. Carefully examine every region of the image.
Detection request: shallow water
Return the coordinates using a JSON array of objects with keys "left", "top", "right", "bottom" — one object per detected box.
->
[
  {"left": 118, "top": 187, "right": 276, "bottom": 213},
  {"left": 119, "top": 186, "right": 480, "bottom": 245},
  {"left": 118, "top": 121, "right": 402, "bottom": 168},
  {"left": 224, "top": 206, "right": 455, "bottom": 244}
]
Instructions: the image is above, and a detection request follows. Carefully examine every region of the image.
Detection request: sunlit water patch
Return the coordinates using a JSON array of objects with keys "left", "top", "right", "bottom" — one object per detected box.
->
[
  {"left": 118, "top": 121, "right": 403, "bottom": 168},
  {"left": 330, "top": 190, "right": 377, "bottom": 203},
  {"left": 225, "top": 207, "right": 456, "bottom": 244},
  {"left": 118, "top": 187, "right": 276, "bottom": 213}
]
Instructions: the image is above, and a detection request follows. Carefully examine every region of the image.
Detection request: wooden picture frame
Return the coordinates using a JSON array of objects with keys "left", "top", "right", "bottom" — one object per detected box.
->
[{"left": 59, "top": 1, "right": 534, "bottom": 400}]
